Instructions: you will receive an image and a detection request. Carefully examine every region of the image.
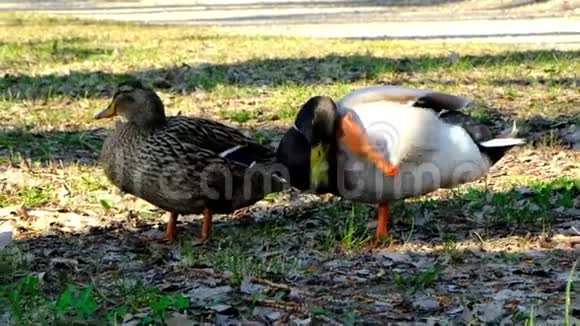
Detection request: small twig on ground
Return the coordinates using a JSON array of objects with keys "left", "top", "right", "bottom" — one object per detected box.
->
[
  {"left": 550, "top": 119, "right": 574, "bottom": 129},
  {"left": 231, "top": 207, "right": 252, "bottom": 220},
  {"left": 563, "top": 236, "right": 580, "bottom": 247},
  {"left": 316, "top": 314, "right": 343, "bottom": 326},
  {"left": 352, "top": 294, "right": 375, "bottom": 303},
  {"left": 472, "top": 231, "right": 486, "bottom": 245},
  {"left": 125, "top": 210, "right": 139, "bottom": 228},
  {"left": 189, "top": 267, "right": 229, "bottom": 280},
  {"left": 250, "top": 277, "right": 291, "bottom": 290},
  {"left": 242, "top": 297, "right": 303, "bottom": 313},
  {"left": 90, "top": 277, "right": 117, "bottom": 305},
  {"left": 507, "top": 223, "right": 516, "bottom": 236},
  {"left": 16, "top": 206, "right": 32, "bottom": 222},
  {"left": 19, "top": 156, "right": 30, "bottom": 171},
  {"left": 403, "top": 215, "right": 415, "bottom": 244}
]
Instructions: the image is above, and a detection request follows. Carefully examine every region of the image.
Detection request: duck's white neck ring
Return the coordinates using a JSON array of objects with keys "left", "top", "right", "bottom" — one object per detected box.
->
[{"left": 292, "top": 123, "right": 303, "bottom": 135}]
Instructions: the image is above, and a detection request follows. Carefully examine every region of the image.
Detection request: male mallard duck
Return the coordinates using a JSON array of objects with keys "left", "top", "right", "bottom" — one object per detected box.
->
[
  {"left": 94, "top": 80, "right": 287, "bottom": 243},
  {"left": 276, "top": 85, "right": 526, "bottom": 245}
]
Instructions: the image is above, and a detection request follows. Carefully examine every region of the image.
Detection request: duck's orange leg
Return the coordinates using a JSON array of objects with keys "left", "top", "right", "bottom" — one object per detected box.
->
[
  {"left": 375, "top": 202, "right": 390, "bottom": 245},
  {"left": 160, "top": 212, "right": 178, "bottom": 242},
  {"left": 198, "top": 208, "right": 213, "bottom": 244},
  {"left": 338, "top": 112, "right": 399, "bottom": 177}
]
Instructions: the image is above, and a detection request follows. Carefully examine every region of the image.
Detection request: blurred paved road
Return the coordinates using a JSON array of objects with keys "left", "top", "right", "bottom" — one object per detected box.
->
[{"left": 1, "top": 0, "right": 579, "bottom": 47}]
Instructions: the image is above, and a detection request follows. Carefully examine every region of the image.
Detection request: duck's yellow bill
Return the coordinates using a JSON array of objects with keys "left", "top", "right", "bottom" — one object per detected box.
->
[
  {"left": 310, "top": 144, "right": 329, "bottom": 188},
  {"left": 93, "top": 104, "right": 116, "bottom": 120}
]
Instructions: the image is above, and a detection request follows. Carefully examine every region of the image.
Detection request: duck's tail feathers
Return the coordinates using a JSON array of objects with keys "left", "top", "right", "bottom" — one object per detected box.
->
[
  {"left": 497, "top": 120, "right": 520, "bottom": 139},
  {"left": 477, "top": 137, "right": 526, "bottom": 165},
  {"left": 479, "top": 138, "right": 526, "bottom": 148}
]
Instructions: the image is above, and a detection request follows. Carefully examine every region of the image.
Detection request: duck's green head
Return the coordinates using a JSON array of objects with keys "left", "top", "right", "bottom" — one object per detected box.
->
[
  {"left": 276, "top": 96, "right": 339, "bottom": 192},
  {"left": 94, "top": 80, "right": 166, "bottom": 127}
]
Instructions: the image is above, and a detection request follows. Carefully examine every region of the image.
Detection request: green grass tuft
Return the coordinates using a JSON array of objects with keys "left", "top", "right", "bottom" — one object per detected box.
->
[
  {"left": 4, "top": 185, "right": 56, "bottom": 208},
  {"left": 393, "top": 264, "right": 446, "bottom": 293},
  {"left": 206, "top": 248, "right": 298, "bottom": 286},
  {"left": 319, "top": 202, "right": 372, "bottom": 254},
  {"left": 458, "top": 177, "right": 579, "bottom": 226}
]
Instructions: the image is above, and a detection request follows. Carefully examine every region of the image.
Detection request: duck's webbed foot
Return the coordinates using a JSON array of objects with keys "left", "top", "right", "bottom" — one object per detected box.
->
[
  {"left": 364, "top": 202, "right": 392, "bottom": 252},
  {"left": 142, "top": 212, "right": 178, "bottom": 243},
  {"left": 195, "top": 208, "right": 213, "bottom": 245}
]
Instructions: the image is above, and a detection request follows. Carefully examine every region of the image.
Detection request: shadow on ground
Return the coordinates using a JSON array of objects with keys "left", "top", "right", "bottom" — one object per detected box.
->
[
  {"left": 2, "top": 49, "right": 578, "bottom": 101},
  {"left": 1, "top": 49, "right": 578, "bottom": 166},
  {"left": 0, "top": 127, "right": 104, "bottom": 165}
]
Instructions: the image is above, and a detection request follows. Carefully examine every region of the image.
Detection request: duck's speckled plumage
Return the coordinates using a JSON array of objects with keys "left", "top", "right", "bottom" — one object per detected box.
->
[{"left": 96, "top": 80, "right": 286, "bottom": 241}]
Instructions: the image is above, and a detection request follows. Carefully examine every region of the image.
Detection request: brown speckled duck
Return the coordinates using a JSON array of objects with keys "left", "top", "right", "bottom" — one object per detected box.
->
[{"left": 94, "top": 80, "right": 287, "bottom": 243}]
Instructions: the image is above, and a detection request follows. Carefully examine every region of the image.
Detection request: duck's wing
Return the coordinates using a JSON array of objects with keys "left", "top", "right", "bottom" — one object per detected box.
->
[
  {"left": 147, "top": 126, "right": 284, "bottom": 182},
  {"left": 137, "top": 133, "right": 286, "bottom": 212},
  {"left": 334, "top": 86, "right": 474, "bottom": 170},
  {"left": 167, "top": 116, "right": 276, "bottom": 167},
  {"left": 337, "top": 85, "right": 471, "bottom": 112}
]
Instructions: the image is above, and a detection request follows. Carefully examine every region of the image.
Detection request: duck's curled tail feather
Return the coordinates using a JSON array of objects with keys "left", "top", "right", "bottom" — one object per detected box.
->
[{"left": 477, "top": 137, "right": 526, "bottom": 165}]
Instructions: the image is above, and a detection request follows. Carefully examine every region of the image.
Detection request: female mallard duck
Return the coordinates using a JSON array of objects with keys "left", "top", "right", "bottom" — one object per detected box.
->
[
  {"left": 276, "top": 85, "right": 526, "bottom": 245},
  {"left": 94, "top": 80, "right": 287, "bottom": 243}
]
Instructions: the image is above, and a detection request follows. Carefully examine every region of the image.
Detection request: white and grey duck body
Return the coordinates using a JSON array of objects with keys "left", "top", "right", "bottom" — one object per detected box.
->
[
  {"left": 94, "top": 80, "right": 287, "bottom": 243},
  {"left": 276, "top": 85, "right": 526, "bottom": 244}
]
